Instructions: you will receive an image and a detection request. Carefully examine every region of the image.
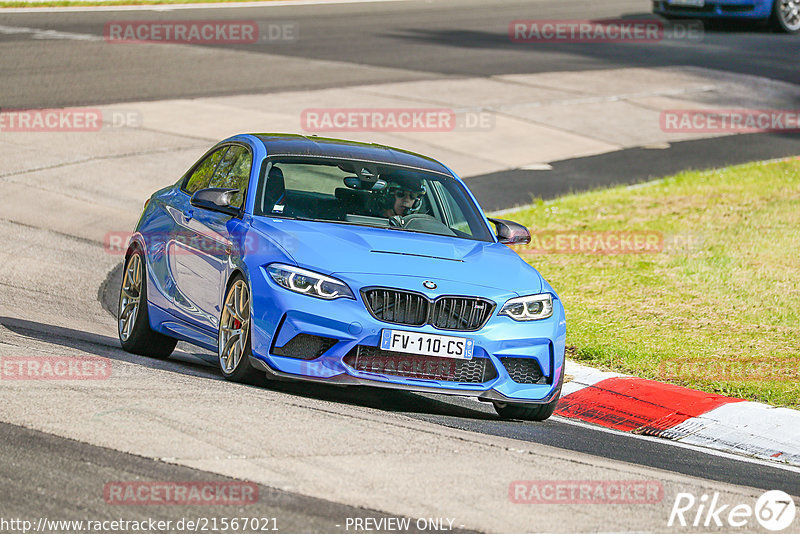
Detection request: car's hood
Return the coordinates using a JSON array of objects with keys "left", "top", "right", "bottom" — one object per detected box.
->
[{"left": 250, "top": 218, "right": 543, "bottom": 295}]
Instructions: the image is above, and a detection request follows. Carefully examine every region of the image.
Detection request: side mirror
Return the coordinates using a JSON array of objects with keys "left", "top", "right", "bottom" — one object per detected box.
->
[
  {"left": 488, "top": 218, "right": 531, "bottom": 245},
  {"left": 190, "top": 188, "right": 241, "bottom": 216}
]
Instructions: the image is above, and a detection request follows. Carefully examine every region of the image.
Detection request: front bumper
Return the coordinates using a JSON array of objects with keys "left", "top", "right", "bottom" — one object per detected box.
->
[{"left": 248, "top": 268, "right": 566, "bottom": 405}]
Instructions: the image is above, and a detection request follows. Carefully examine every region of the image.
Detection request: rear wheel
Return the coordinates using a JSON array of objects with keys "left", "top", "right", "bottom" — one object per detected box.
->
[
  {"left": 771, "top": 0, "right": 800, "bottom": 32},
  {"left": 118, "top": 249, "right": 177, "bottom": 358},
  {"left": 218, "top": 276, "right": 261, "bottom": 384}
]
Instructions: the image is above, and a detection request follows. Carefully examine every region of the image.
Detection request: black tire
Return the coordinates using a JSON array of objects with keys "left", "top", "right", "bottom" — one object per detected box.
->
[
  {"left": 493, "top": 368, "right": 564, "bottom": 421},
  {"left": 118, "top": 248, "right": 177, "bottom": 358},
  {"left": 493, "top": 398, "right": 560, "bottom": 421},
  {"left": 218, "top": 275, "right": 262, "bottom": 384},
  {"left": 770, "top": 0, "right": 800, "bottom": 33}
]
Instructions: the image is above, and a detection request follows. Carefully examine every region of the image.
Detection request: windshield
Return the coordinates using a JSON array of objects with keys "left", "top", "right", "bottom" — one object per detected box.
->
[{"left": 253, "top": 157, "right": 493, "bottom": 242}]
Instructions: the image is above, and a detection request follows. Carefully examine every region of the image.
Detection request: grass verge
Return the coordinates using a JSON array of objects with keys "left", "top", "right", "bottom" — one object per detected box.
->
[{"left": 505, "top": 157, "right": 800, "bottom": 408}]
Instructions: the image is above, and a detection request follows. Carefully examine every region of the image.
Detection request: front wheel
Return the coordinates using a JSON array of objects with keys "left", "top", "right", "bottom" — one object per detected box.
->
[
  {"left": 118, "top": 249, "right": 177, "bottom": 358},
  {"left": 493, "top": 398, "right": 560, "bottom": 421},
  {"left": 493, "top": 369, "right": 564, "bottom": 421},
  {"left": 218, "top": 276, "right": 261, "bottom": 384},
  {"left": 771, "top": 0, "right": 800, "bottom": 32}
]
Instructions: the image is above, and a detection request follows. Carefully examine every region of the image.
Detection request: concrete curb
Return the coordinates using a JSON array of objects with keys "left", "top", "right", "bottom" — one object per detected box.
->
[{"left": 558, "top": 360, "right": 800, "bottom": 467}]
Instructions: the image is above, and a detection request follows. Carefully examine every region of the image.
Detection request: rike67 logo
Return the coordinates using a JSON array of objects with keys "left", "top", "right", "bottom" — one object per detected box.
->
[{"left": 668, "top": 490, "right": 796, "bottom": 531}]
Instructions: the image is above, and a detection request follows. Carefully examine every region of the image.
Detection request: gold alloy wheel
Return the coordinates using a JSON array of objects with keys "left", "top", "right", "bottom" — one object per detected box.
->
[
  {"left": 118, "top": 253, "right": 142, "bottom": 342},
  {"left": 218, "top": 279, "right": 251, "bottom": 374}
]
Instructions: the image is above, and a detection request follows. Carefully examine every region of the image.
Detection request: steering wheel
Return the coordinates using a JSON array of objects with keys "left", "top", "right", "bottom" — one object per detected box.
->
[{"left": 388, "top": 215, "right": 405, "bottom": 228}]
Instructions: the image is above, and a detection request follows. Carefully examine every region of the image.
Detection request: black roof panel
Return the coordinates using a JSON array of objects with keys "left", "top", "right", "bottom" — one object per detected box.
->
[{"left": 252, "top": 133, "right": 452, "bottom": 176}]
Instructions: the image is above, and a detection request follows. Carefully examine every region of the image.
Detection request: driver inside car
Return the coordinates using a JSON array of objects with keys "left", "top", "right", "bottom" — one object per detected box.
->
[{"left": 380, "top": 178, "right": 426, "bottom": 218}]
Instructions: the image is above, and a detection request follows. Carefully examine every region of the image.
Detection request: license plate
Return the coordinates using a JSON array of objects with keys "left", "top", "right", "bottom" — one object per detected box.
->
[
  {"left": 380, "top": 329, "right": 474, "bottom": 359},
  {"left": 667, "top": 0, "right": 704, "bottom": 6}
]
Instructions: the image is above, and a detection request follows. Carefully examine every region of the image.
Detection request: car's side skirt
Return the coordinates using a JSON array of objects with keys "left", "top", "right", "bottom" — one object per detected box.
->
[{"left": 148, "top": 303, "right": 218, "bottom": 352}]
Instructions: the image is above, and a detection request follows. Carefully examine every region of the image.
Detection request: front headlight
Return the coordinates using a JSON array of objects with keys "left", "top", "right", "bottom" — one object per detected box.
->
[
  {"left": 266, "top": 264, "right": 355, "bottom": 300},
  {"left": 499, "top": 293, "right": 553, "bottom": 321}
]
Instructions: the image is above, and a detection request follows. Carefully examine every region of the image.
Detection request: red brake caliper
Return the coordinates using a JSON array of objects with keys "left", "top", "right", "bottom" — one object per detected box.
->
[{"left": 233, "top": 319, "right": 241, "bottom": 329}]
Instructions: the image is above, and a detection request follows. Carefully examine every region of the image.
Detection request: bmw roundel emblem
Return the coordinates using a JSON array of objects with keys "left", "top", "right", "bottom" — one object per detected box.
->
[{"left": 423, "top": 280, "right": 437, "bottom": 290}]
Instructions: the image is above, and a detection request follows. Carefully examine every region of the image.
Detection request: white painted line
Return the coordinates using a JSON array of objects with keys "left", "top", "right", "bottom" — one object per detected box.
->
[
  {"left": 640, "top": 142, "right": 671, "bottom": 150},
  {"left": 559, "top": 360, "right": 627, "bottom": 396},
  {"left": 567, "top": 359, "right": 628, "bottom": 385},
  {"left": 553, "top": 415, "right": 800, "bottom": 474},
  {"left": 700, "top": 402, "right": 800, "bottom": 432},
  {"left": 670, "top": 402, "right": 800, "bottom": 465},
  {"left": 0, "top": 0, "right": 408, "bottom": 13},
  {"left": 555, "top": 370, "right": 800, "bottom": 468},
  {"left": 0, "top": 23, "right": 102, "bottom": 41},
  {"left": 519, "top": 163, "right": 553, "bottom": 171},
  {"left": 626, "top": 178, "right": 665, "bottom": 190},
  {"left": 757, "top": 155, "right": 800, "bottom": 165}
]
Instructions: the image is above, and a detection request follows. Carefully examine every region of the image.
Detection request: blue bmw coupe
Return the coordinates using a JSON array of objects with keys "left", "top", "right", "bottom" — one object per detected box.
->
[
  {"left": 118, "top": 134, "right": 566, "bottom": 421},
  {"left": 653, "top": 0, "right": 799, "bottom": 32}
]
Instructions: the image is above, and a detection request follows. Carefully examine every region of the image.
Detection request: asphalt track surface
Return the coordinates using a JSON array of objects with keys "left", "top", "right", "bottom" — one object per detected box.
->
[
  {"left": 4, "top": 309, "right": 800, "bottom": 517},
  {"left": 1, "top": 421, "right": 476, "bottom": 534},
  {"left": 468, "top": 132, "right": 800, "bottom": 211},
  {"left": 91, "top": 270, "right": 799, "bottom": 497},
  {"left": 2, "top": 0, "right": 800, "bottom": 204},
  {"left": 2, "top": 0, "right": 800, "bottom": 530},
  {"left": 2, "top": 0, "right": 800, "bottom": 108}
]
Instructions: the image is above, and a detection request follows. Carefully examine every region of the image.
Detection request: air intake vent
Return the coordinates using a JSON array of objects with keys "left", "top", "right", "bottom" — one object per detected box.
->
[
  {"left": 344, "top": 345, "right": 497, "bottom": 383},
  {"left": 500, "top": 357, "right": 548, "bottom": 384},
  {"left": 272, "top": 334, "right": 338, "bottom": 360}
]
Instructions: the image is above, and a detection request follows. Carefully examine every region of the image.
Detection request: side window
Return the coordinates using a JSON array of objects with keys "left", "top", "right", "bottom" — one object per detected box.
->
[
  {"left": 183, "top": 147, "right": 228, "bottom": 194},
  {"left": 208, "top": 145, "right": 251, "bottom": 209},
  {"left": 434, "top": 183, "right": 473, "bottom": 236}
]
